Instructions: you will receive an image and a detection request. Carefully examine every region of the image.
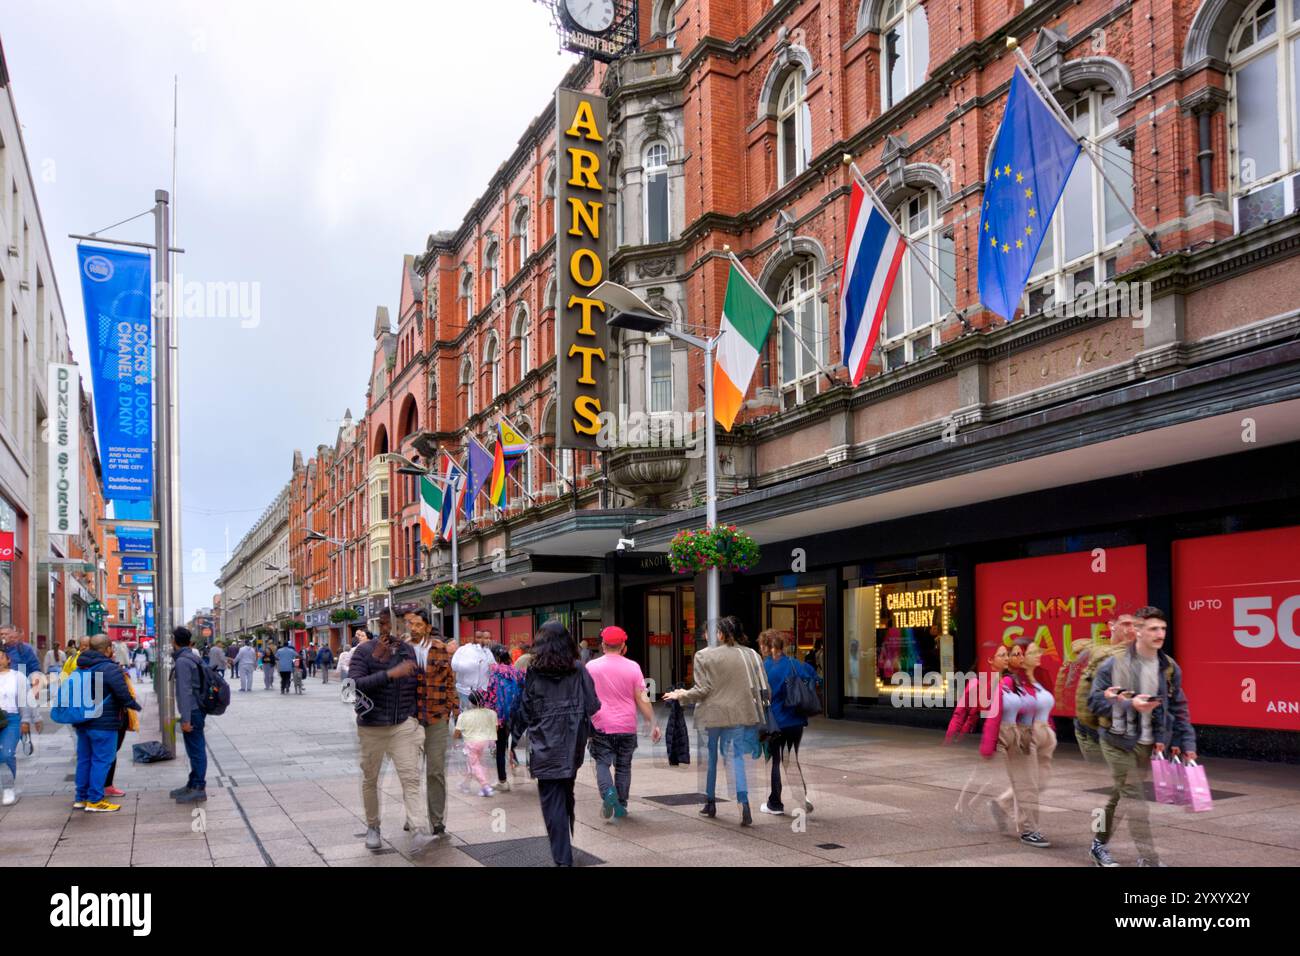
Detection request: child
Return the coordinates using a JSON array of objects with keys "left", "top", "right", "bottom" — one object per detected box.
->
[
  {"left": 292, "top": 656, "right": 305, "bottom": 695},
  {"left": 454, "top": 690, "right": 498, "bottom": 797}
]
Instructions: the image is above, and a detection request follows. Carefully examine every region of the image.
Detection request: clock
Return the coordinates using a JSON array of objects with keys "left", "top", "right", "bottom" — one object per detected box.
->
[{"left": 563, "top": 0, "right": 616, "bottom": 34}]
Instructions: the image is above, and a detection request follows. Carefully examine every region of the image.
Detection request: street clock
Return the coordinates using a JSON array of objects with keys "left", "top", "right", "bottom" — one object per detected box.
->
[{"left": 536, "top": 0, "right": 639, "bottom": 63}]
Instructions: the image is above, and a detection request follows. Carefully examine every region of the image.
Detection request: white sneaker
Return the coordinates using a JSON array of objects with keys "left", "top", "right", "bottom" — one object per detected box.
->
[
  {"left": 2, "top": 788, "right": 16, "bottom": 806},
  {"left": 495, "top": 779, "right": 511, "bottom": 792},
  {"left": 478, "top": 786, "right": 495, "bottom": 798},
  {"left": 759, "top": 802, "right": 785, "bottom": 816}
]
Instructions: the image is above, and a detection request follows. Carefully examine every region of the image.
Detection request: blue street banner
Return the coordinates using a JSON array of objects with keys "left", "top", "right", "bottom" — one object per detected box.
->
[
  {"left": 112, "top": 497, "right": 154, "bottom": 554},
  {"left": 121, "top": 555, "right": 152, "bottom": 571},
  {"left": 977, "top": 67, "right": 1082, "bottom": 321},
  {"left": 144, "top": 601, "right": 155, "bottom": 637},
  {"left": 78, "top": 246, "right": 154, "bottom": 501}
]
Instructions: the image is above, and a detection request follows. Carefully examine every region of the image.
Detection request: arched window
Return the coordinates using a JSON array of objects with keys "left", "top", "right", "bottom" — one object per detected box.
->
[
  {"left": 544, "top": 277, "right": 557, "bottom": 310},
  {"left": 1230, "top": 0, "right": 1300, "bottom": 229},
  {"left": 1025, "top": 87, "right": 1134, "bottom": 315},
  {"left": 484, "top": 333, "right": 501, "bottom": 402},
  {"left": 485, "top": 242, "right": 500, "bottom": 297},
  {"left": 777, "top": 257, "right": 826, "bottom": 406},
  {"left": 460, "top": 357, "right": 474, "bottom": 420},
  {"left": 511, "top": 304, "right": 530, "bottom": 380},
  {"left": 461, "top": 270, "right": 475, "bottom": 323},
  {"left": 513, "top": 206, "right": 530, "bottom": 267},
  {"left": 777, "top": 71, "right": 811, "bottom": 185},
  {"left": 882, "top": 190, "right": 955, "bottom": 370},
  {"left": 644, "top": 141, "right": 671, "bottom": 243},
  {"left": 653, "top": 0, "right": 677, "bottom": 47},
  {"left": 880, "top": 0, "right": 929, "bottom": 110}
]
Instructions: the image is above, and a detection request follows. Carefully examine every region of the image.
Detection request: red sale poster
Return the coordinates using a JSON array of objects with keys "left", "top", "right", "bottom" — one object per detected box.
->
[
  {"left": 1173, "top": 526, "right": 1300, "bottom": 731},
  {"left": 975, "top": 546, "right": 1148, "bottom": 717}
]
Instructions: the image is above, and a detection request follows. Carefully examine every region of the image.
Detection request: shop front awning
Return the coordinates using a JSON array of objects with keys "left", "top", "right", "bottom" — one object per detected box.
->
[{"left": 508, "top": 508, "right": 668, "bottom": 556}]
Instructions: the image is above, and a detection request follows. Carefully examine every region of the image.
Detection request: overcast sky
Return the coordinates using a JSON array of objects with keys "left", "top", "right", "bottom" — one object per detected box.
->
[{"left": 3, "top": 0, "right": 579, "bottom": 617}]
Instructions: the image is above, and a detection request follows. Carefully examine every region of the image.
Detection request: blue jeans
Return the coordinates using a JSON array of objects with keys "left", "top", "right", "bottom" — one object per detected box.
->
[
  {"left": 0, "top": 713, "right": 20, "bottom": 786},
  {"left": 705, "top": 726, "right": 749, "bottom": 803},
  {"left": 74, "top": 726, "right": 119, "bottom": 803},
  {"left": 183, "top": 709, "right": 207, "bottom": 790}
]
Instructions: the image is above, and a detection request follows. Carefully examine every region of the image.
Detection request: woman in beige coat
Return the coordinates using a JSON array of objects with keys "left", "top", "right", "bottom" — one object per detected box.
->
[{"left": 664, "top": 616, "right": 768, "bottom": 826}]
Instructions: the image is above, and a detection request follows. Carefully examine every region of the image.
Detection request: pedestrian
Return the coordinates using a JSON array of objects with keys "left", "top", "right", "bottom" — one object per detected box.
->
[
  {"left": 347, "top": 621, "right": 432, "bottom": 852},
  {"left": 62, "top": 635, "right": 89, "bottom": 678},
  {"left": 145, "top": 641, "right": 156, "bottom": 679},
  {"left": 1087, "top": 606, "right": 1196, "bottom": 868},
  {"left": 292, "top": 654, "right": 306, "bottom": 694},
  {"left": 519, "top": 621, "right": 600, "bottom": 866},
  {"left": 1068, "top": 611, "right": 1137, "bottom": 762},
  {"left": 305, "top": 644, "right": 317, "bottom": 677},
  {"left": 128, "top": 645, "right": 146, "bottom": 683},
  {"left": 987, "top": 639, "right": 1050, "bottom": 849},
  {"left": 234, "top": 641, "right": 256, "bottom": 692},
  {"left": 584, "top": 626, "right": 659, "bottom": 821},
  {"left": 0, "top": 646, "right": 39, "bottom": 806},
  {"left": 317, "top": 642, "right": 335, "bottom": 683},
  {"left": 484, "top": 644, "right": 525, "bottom": 792},
  {"left": 514, "top": 642, "right": 535, "bottom": 673},
  {"left": 1022, "top": 640, "right": 1057, "bottom": 799},
  {"left": 948, "top": 643, "right": 1010, "bottom": 826},
  {"left": 455, "top": 689, "right": 498, "bottom": 797},
  {"left": 276, "top": 642, "right": 296, "bottom": 694},
  {"left": 759, "top": 630, "right": 817, "bottom": 816},
  {"left": 113, "top": 638, "right": 131, "bottom": 670},
  {"left": 169, "top": 627, "right": 210, "bottom": 804},
  {"left": 261, "top": 645, "right": 276, "bottom": 690},
  {"left": 42, "top": 642, "right": 65, "bottom": 676},
  {"left": 208, "top": 642, "right": 227, "bottom": 681},
  {"left": 663, "top": 616, "right": 767, "bottom": 826},
  {"left": 451, "top": 629, "right": 494, "bottom": 713},
  {"left": 0, "top": 626, "right": 47, "bottom": 700},
  {"left": 102, "top": 661, "right": 141, "bottom": 800},
  {"left": 407, "top": 609, "right": 456, "bottom": 839},
  {"left": 72, "top": 635, "right": 141, "bottom": 812}
]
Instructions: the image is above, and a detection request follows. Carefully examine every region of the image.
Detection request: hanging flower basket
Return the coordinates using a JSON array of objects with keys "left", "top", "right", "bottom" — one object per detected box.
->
[
  {"left": 329, "top": 608, "right": 360, "bottom": 624},
  {"left": 431, "top": 583, "right": 482, "bottom": 610},
  {"left": 668, "top": 525, "right": 760, "bottom": 575}
]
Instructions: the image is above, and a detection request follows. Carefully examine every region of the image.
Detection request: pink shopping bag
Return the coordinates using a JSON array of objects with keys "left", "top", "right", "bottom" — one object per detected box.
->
[
  {"left": 1150, "top": 753, "right": 1179, "bottom": 805},
  {"left": 1181, "top": 760, "right": 1214, "bottom": 813}
]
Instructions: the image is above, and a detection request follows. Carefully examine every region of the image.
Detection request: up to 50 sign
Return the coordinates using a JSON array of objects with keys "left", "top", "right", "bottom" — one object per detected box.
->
[{"left": 1174, "top": 526, "right": 1300, "bottom": 730}]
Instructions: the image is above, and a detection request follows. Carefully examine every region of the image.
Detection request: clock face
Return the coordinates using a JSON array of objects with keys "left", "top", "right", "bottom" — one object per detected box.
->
[{"left": 564, "top": 0, "right": 616, "bottom": 34}]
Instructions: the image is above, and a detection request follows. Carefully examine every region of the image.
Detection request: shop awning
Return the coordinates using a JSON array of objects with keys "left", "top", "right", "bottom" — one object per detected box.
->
[{"left": 509, "top": 508, "right": 667, "bottom": 556}]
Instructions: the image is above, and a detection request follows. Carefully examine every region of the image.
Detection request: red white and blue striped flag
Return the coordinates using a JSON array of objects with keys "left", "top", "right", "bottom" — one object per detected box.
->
[{"left": 839, "top": 178, "right": 906, "bottom": 385}]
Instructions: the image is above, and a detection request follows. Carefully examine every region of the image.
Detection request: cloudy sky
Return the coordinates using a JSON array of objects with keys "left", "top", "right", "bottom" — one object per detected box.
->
[{"left": 3, "top": 0, "right": 579, "bottom": 616}]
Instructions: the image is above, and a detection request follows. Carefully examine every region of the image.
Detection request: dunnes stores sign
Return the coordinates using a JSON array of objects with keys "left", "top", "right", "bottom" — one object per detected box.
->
[
  {"left": 47, "top": 363, "right": 81, "bottom": 534},
  {"left": 554, "top": 89, "right": 611, "bottom": 451}
]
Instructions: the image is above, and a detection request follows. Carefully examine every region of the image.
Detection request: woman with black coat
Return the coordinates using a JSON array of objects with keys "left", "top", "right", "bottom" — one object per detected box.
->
[{"left": 519, "top": 620, "right": 600, "bottom": 866}]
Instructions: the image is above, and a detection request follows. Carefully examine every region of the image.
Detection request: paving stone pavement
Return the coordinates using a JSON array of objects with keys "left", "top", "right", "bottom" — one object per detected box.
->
[{"left": 3, "top": 674, "right": 1299, "bottom": 867}]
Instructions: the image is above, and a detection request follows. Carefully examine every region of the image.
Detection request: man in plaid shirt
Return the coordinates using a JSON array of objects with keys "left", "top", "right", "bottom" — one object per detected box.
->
[{"left": 408, "top": 609, "right": 458, "bottom": 837}]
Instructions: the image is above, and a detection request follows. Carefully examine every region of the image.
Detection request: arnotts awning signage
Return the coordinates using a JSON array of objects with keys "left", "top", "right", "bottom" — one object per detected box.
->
[{"left": 554, "top": 88, "right": 611, "bottom": 450}]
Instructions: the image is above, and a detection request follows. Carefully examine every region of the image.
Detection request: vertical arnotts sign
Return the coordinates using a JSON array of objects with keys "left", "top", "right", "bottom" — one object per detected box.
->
[{"left": 554, "top": 89, "right": 611, "bottom": 451}]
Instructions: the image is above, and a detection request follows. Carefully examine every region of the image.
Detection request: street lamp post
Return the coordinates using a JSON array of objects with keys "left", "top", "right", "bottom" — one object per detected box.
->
[
  {"left": 390, "top": 455, "right": 463, "bottom": 642},
  {"left": 306, "top": 528, "right": 349, "bottom": 652},
  {"left": 594, "top": 283, "right": 721, "bottom": 647}
]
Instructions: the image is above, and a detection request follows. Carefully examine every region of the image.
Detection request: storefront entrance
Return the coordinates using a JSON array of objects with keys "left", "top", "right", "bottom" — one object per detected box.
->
[
  {"left": 761, "top": 584, "right": 827, "bottom": 676},
  {"left": 644, "top": 585, "right": 695, "bottom": 696}
]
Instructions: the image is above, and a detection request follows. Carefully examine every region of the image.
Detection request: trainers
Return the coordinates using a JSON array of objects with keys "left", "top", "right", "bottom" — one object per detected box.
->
[
  {"left": 175, "top": 788, "right": 207, "bottom": 803},
  {"left": 495, "top": 779, "right": 511, "bottom": 792},
  {"left": 83, "top": 800, "right": 121, "bottom": 813},
  {"left": 740, "top": 803, "right": 753, "bottom": 827},
  {"left": 699, "top": 800, "right": 716, "bottom": 818},
  {"left": 613, "top": 802, "right": 628, "bottom": 819},
  {"left": 759, "top": 802, "right": 785, "bottom": 816},
  {"left": 72, "top": 800, "right": 86, "bottom": 809},
  {"left": 364, "top": 826, "right": 382, "bottom": 850},
  {"left": 168, "top": 786, "right": 190, "bottom": 799},
  {"left": 103, "top": 786, "right": 125, "bottom": 798},
  {"left": 1020, "top": 830, "right": 1051, "bottom": 848},
  {"left": 432, "top": 824, "right": 446, "bottom": 837},
  {"left": 2, "top": 788, "right": 17, "bottom": 806},
  {"left": 601, "top": 789, "right": 619, "bottom": 820},
  {"left": 1090, "top": 840, "right": 1120, "bottom": 867},
  {"left": 478, "top": 786, "right": 495, "bottom": 798}
]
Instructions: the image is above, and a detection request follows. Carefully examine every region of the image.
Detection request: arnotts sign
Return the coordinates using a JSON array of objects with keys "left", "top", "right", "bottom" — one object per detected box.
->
[{"left": 554, "top": 88, "right": 611, "bottom": 450}]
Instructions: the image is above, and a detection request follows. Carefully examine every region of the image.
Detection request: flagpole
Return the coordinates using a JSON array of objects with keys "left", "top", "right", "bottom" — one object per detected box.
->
[
  {"left": 1007, "top": 39, "right": 1159, "bottom": 255},
  {"left": 846, "top": 160, "right": 961, "bottom": 317}
]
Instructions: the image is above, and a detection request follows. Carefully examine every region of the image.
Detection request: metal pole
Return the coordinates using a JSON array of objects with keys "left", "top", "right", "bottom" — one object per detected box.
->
[
  {"left": 704, "top": 335, "right": 719, "bottom": 649},
  {"left": 451, "top": 482, "right": 460, "bottom": 644},
  {"left": 152, "top": 190, "right": 177, "bottom": 755}
]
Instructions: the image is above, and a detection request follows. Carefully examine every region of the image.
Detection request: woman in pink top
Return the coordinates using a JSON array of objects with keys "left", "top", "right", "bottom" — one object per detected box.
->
[
  {"left": 992, "top": 639, "right": 1050, "bottom": 849},
  {"left": 952, "top": 644, "right": 1010, "bottom": 826}
]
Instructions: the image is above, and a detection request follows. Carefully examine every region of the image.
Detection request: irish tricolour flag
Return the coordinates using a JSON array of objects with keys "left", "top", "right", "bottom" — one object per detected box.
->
[
  {"left": 418, "top": 476, "right": 441, "bottom": 548},
  {"left": 714, "top": 263, "right": 777, "bottom": 431}
]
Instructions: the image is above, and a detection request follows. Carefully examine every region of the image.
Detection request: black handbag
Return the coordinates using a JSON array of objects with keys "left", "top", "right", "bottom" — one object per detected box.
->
[{"left": 784, "top": 665, "right": 822, "bottom": 718}]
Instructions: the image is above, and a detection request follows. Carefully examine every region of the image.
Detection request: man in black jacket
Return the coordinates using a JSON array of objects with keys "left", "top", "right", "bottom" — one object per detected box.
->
[
  {"left": 348, "top": 632, "right": 430, "bottom": 851},
  {"left": 170, "top": 627, "right": 210, "bottom": 804}
]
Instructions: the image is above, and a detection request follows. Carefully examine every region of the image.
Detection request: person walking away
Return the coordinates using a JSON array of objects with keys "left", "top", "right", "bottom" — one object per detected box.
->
[
  {"left": 663, "top": 616, "right": 767, "bottom": 826},
  {"left": 484, "top": 644, "right": 526, "bottom": 791},
  {"left": 585, "top": 626, "right": 660, "bottom": 820},
  {"left": 317, "top": 643, "right": 335, "bottom": 684},
  {"left": 144, "top": 641, "right": 156, "bottom": 679},
  {"left": 113, "top": 639, "right": 131, "bottom": 671},
  {"left": 235, "top": 642, "right": 257, "bottom": 692},
  {"left": 0, "top": 647, "right": 39, "bottom": 805},
  {"left": 276, "top": 642, "right": 296, "bottom": 694},
  {"left": 72, "top": 635, "right": 141, "bottom": 812},
  {"left": 305, "top": 644, "right": 316, "bottom": 677},
  {"left": 759, "top": 631, "right": 817, "bottom": 816},
  {"left": 170, "top": 628, "right": 210, "bottom": 804},
  {"left": 451, "top": 630, "right": 494, "bottom": 713},
  {"left": 408, "top": 610, "right": 457, "bottom": 838},
  {"left": 260, "top": 646, "right": 276, "bottom": 690},
  {"left": 1070, "top": 611, "right": 1137, "bottom": 762},
  {"left": 347, "top": 624, "right": 432, "bottom": 852},
  {"left": 1087, "top": 606, "right": 1196, "bottom": 868},
  {"left": 519, "top": 621, "right": 600, "bottom": 866},
  {"left": 208, "top": 642, "right": 227, "bottom": 683},
  {"left": 102, "top": 661, "right": 141, "bottom": 799},
  {"left": 455, "top": 690, "right": 498, "bottom": 797}
]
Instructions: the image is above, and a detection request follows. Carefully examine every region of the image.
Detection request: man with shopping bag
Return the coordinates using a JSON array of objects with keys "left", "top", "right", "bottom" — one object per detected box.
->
[{"left": 1086, "top": 606, "right": 1197, "bottom": 868}]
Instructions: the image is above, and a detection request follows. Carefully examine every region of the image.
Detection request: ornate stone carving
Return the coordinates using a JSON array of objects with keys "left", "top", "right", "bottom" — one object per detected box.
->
[
  {"left": 639, "top": 256, "right": 675, "bottom": 278},
  {"left": 608, "top": 446, "right": 689, "bottom": 505}
]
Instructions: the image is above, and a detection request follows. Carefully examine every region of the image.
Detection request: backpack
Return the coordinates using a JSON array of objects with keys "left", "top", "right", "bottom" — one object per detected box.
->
[
  {"left": 50, "top": 668, "right": 99, "bottom": 725},
  {"left": 1076, "top": 644, "right": 1174, "bottom": 730},
  {"left": 196, "top": 659, "right": 231, "bottom": 716},
  {"left": 490, "top": 669, "right": 524, "bottom": 725}
]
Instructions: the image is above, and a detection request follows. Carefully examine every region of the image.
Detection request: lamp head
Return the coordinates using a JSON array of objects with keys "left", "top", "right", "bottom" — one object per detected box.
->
[{"left": 606, "top": 310, "right": 670, "bottom": 335}]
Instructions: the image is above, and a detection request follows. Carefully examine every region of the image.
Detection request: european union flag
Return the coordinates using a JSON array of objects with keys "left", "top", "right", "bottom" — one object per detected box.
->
[{"left": 978, "top": 66, "right": 1082, "bottom": 321}]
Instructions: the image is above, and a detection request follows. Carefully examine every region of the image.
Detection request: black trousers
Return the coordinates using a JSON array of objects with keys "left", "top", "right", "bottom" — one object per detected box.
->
[
  {"left": 537, "top": 777, "right": 577, "bottom": 866},
  {"left": 767, "top": 725, "right": 804, "bottom": 811},
  {"left": 279, "top": 671, "right": 292, "bottom": 693},
  {"left": 103, "top": 727, "right": 128, "bottom": 788}
]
